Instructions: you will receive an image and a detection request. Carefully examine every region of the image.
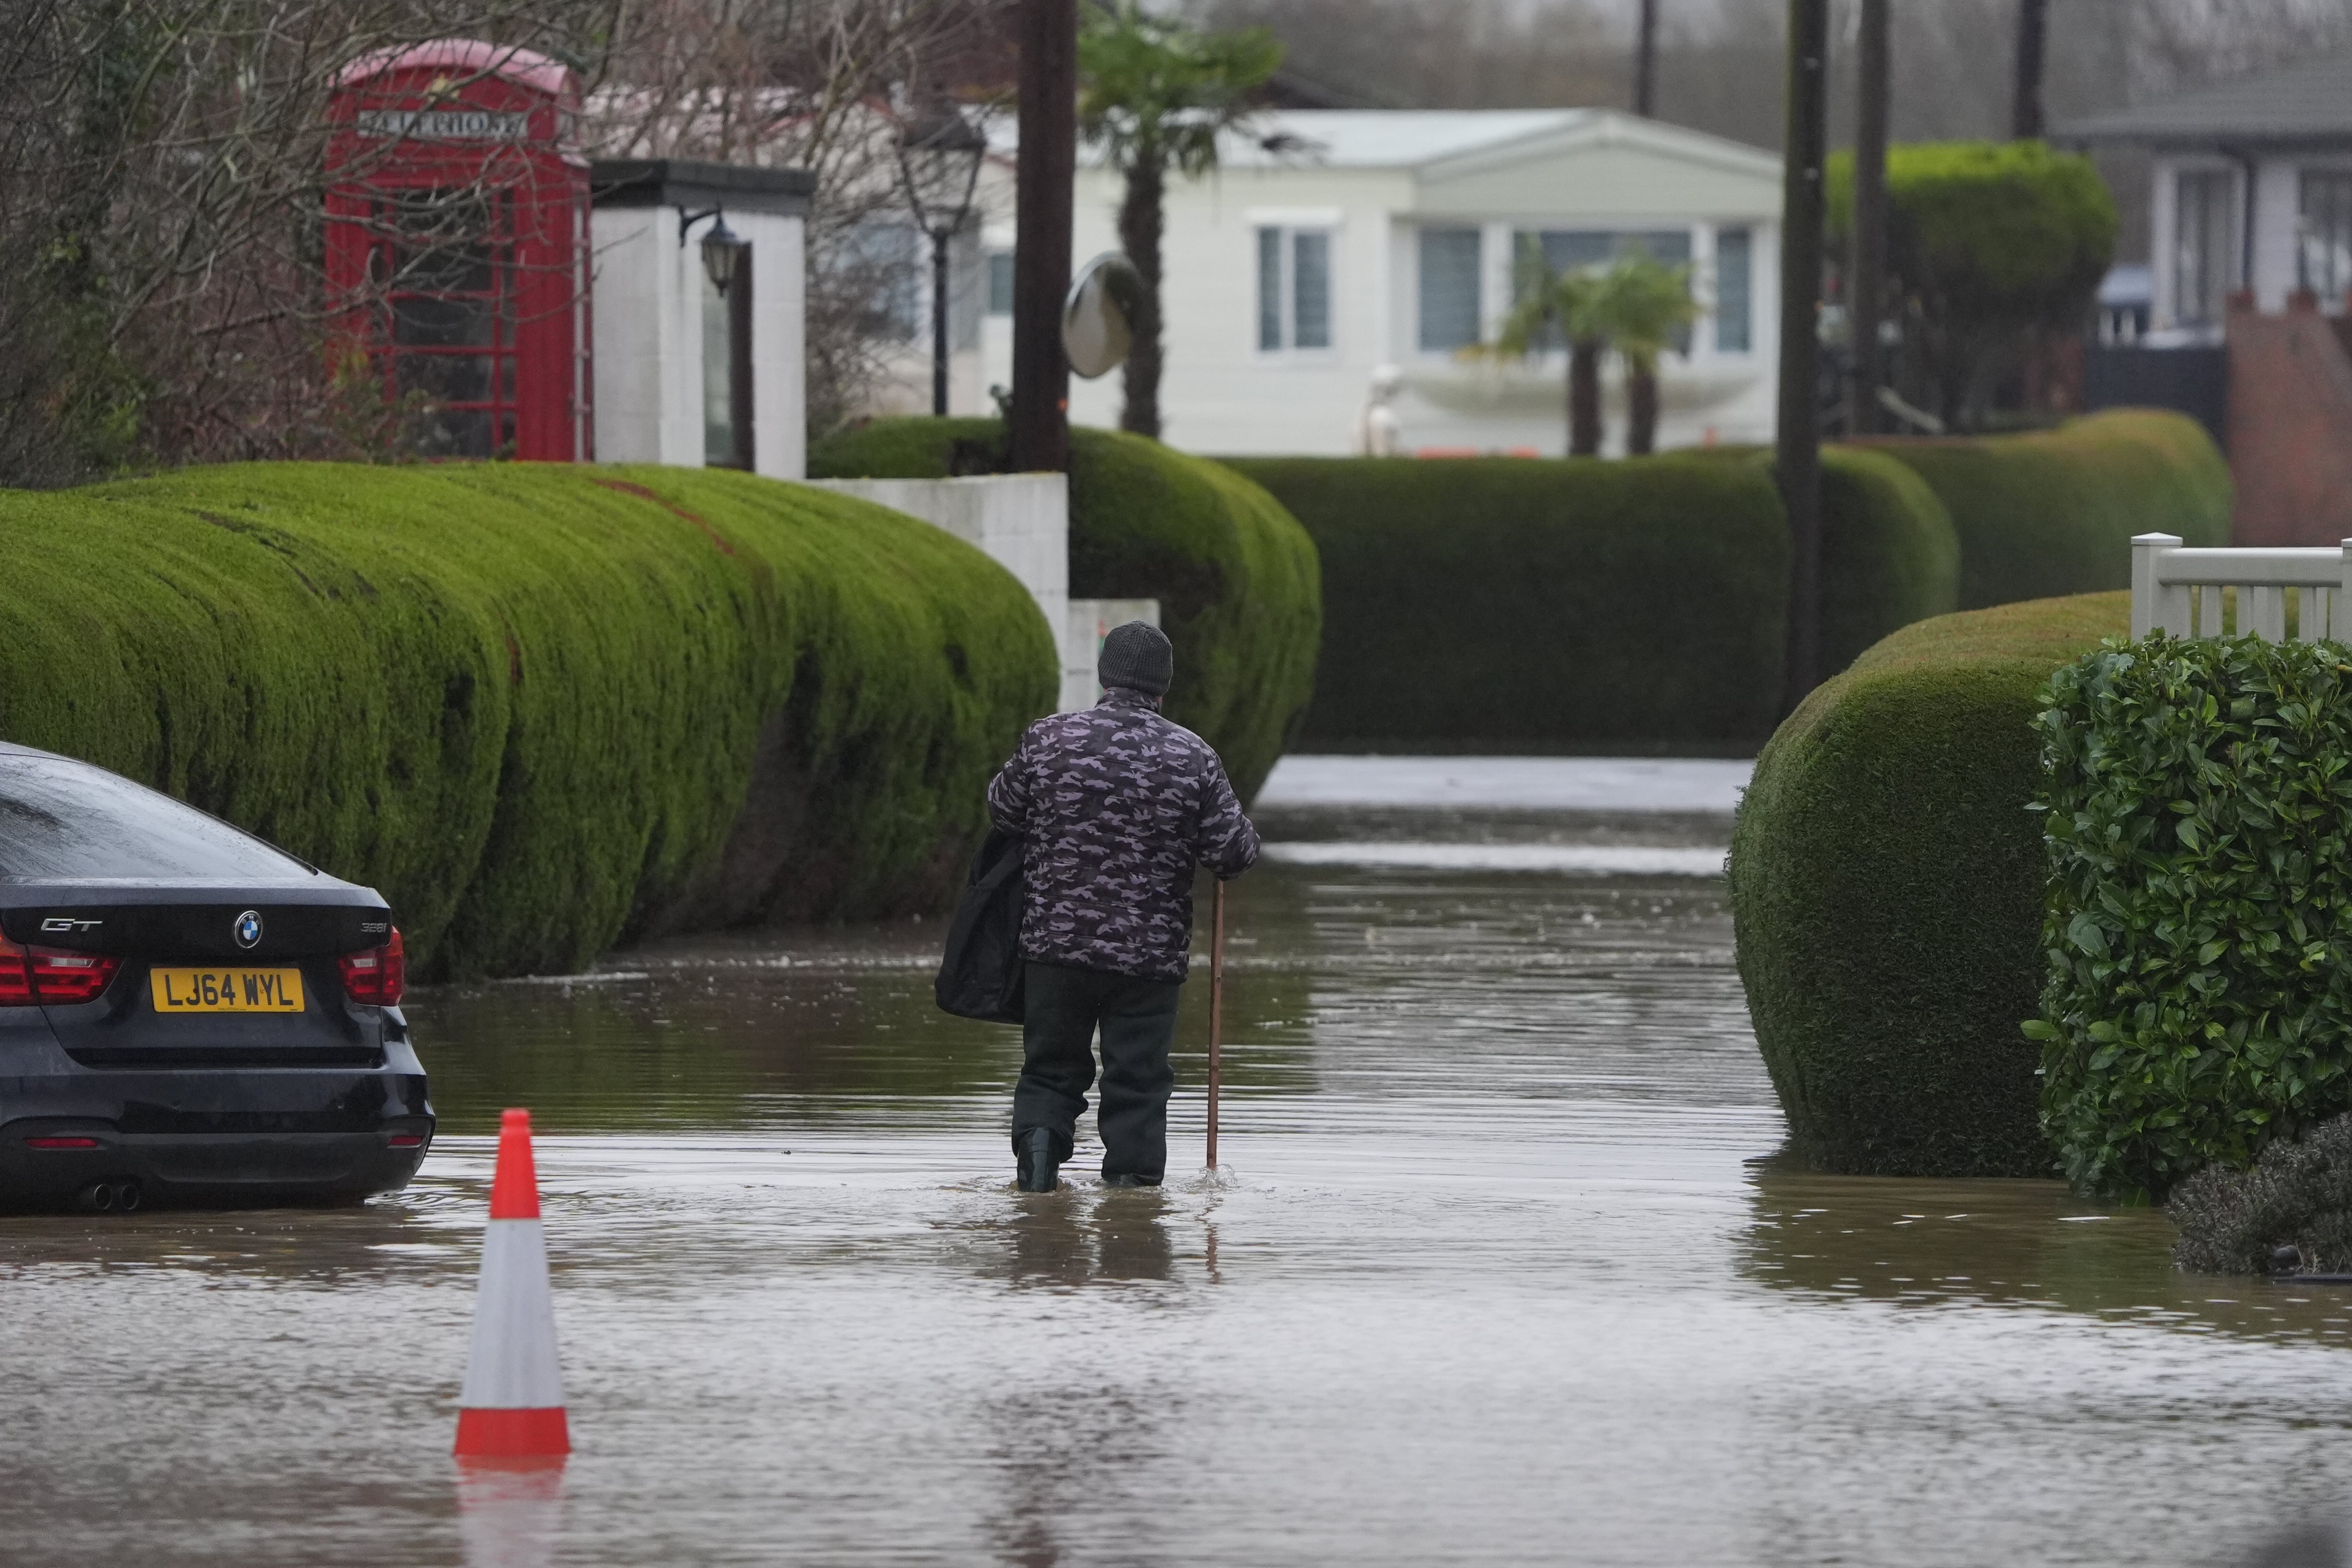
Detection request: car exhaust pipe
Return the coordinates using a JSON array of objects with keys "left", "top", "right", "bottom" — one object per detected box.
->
[{"left": 74, "top": 1180, "right": 140, "bottom": 1214}]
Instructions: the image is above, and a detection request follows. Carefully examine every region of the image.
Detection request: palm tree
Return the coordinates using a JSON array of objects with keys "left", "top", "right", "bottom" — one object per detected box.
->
[
  {"left": 1482, "top": 236, "right": 1607, "bottom": 457},
  {"left": 1078, "top": 2, "right": 1283, "bottom": 440},
  {"left": 1590, "top": 251, "right": 1701, "bottom": 455}
]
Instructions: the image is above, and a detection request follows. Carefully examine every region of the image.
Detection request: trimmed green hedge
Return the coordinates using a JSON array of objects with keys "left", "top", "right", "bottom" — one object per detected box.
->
[
  {"left": 1691, "top": 444, "right": 1963, "bottom": 677},
  {"left": 1224, "top": 455, "right": 1790, "bottom": 747},
  {"left": 1224, "top": 444, "right": 1955, "bottom": 749},
  {"left": 0, "top": 462, "right": 1056, "bottom": 979},
  {"left": 1817, "top": 447, "right": 1963, "bottom": 676},
  {"left": 1862, "top": 410, "right": 2232, "bottom": 611},
  {"left": 2034, "top": 636, "right": 2352, "bottom": 1199},
  {"left": 1729, "top": 591, "right": 2128, "bottom": 1175},
  {"left": 808, "top": 419, "right": 1321, "bottom": 800}
]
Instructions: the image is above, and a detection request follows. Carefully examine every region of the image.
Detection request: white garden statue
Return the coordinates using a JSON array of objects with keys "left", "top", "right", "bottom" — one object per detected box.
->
[{"left": 1357, "top": 363, "right": 1403, "bottom": 457}]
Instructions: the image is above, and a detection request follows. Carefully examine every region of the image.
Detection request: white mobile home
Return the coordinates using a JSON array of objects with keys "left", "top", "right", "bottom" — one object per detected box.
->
[{"left": 969, "top": 109, "right": 1784, "bottom": 457}]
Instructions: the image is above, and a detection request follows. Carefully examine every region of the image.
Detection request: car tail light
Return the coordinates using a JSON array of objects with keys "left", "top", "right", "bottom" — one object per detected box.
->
[
  {"left": 25, "top": 1137, "right": 99, "bottom": 1150},
  {"left": 28, "top": 948, "right": 121, "bottom": 1004},
  {"left": 0, "top": 937, "right": 120, "bottom": 1005},
  {"left": 339, "top": 928, "right": 405, "bottom": 1006},
  {"left": 388, "top": 1133, "right": 426, "bottom": 1149},
  {"left": 0, "top": 938, "right": 30, "bottom": 1006}
]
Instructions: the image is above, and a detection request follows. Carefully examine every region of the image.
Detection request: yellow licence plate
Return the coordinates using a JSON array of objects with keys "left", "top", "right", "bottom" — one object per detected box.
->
[{"left": 150, "top": 968, "right": 305, "bottom": 1014}]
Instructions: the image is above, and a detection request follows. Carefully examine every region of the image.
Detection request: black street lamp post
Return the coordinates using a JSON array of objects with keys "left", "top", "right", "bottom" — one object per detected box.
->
[
  {"left": 897, "top": 105, "right": 989, "bottom": 418},
  {"left": 1777, "top": 0, "right": 1829, "bottom": 710}
]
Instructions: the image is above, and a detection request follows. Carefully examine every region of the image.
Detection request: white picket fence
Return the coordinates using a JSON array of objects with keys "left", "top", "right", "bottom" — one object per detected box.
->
[{"left": 2130, "top": 532, "right": 2352, "bottom": 642}]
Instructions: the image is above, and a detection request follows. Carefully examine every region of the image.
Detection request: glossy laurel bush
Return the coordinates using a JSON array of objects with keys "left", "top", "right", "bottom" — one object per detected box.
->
[{"left": 2032, "top": 634, "right": 2352, "bottom": 1200}]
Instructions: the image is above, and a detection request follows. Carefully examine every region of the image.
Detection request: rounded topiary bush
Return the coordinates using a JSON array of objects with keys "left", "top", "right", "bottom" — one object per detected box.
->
[
  {"left": 1861, "top": 410, "right": 2232, "bottom": 610},
  {"left": 0, "top": 462, "right": 1055, "bottom": 979},
  {"left": 1729, "top": 590, "right": 2128, "bottom": 1175},
  {"left": 808, "top": 418, "right": 1322, "bottom": 801}
]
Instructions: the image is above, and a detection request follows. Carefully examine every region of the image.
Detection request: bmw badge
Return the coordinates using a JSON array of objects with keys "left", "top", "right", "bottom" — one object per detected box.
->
[{"left": 234, "top": 910, "right": 263, "bottom": 950}]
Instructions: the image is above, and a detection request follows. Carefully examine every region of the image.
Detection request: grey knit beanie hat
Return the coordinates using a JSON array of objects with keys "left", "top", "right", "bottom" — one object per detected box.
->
[{"left": 1098, "top": 621, "right": 1175, "bottom": 697}]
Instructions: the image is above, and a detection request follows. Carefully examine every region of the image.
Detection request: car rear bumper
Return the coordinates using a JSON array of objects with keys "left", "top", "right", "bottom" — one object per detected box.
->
[{"left": 0, "top": 1066, "right": 433, "bottom": 1207}]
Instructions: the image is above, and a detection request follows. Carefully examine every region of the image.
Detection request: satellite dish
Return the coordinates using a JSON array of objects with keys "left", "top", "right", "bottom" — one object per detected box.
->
[{"left": 1062, "top": 252, "right": 1142, "bottom": 379}]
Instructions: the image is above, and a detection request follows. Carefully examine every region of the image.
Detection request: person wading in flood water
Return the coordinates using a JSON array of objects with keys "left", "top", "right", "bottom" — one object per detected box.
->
[{"left": 987, "top": 621, "right": 1261, "bottom": 1192}]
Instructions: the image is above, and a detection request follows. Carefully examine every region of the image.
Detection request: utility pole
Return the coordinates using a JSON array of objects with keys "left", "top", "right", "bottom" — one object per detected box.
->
[
  {"left": 2012, "top": 0, "right": 2048, "bottom": 140},
  {"left": 1633, "top": 0, "right": 1660, "bottom": 117},
  {"left": 1849, "top": 0, "right": 1889, "bottom": 436},
  {"left": 1778, "top": 0, "right": 1828, "bottom": 711},
  {"left": 1010, "top": 0, "right": 1076, "bottom": 472}
]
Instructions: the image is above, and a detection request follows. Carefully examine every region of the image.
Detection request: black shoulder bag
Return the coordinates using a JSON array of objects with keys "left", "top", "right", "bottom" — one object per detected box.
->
[{"left": 934, "top": 826, "right": 1026, "bottom": 1024}]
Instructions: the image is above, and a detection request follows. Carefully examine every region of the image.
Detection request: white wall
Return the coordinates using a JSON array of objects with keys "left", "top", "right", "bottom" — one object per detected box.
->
[
  {"left": 1063, "top": 164, "right": 1418, "bottom": 452},
  {"left": 802, "top": 476, "right": 1166, "bottom": 712},
  {"left": 590, "top": 206, "right": 700, "bottom": 466},
  {"left": 740, "top": 209, "right": 807, "bottom": 480},
  {"left": 807, "top": 474, "right": 1072, "bottom": 704},
  {"left": 589, "top": 206, "right": 807, "bottom": 479}
]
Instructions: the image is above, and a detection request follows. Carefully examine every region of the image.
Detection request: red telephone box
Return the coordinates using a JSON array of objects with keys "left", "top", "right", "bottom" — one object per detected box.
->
[{"left": 325, "top": 41, "right": 590, "bottom": 461}]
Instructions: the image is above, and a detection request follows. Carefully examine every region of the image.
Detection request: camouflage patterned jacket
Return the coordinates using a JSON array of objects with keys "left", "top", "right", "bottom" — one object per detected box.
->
[{"left": 986, "top": 688, "right": 1260, "bottom": 982}]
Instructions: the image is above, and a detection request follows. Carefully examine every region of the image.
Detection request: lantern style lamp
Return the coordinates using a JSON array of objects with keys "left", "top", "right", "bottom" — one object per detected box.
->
[
  {"left": 895, "top": 103, "right": 988, "bottom": 416},
  {"left": 700, "top": 213, "right": 745, "bottom": 296},
  {"left": 678, "top": 207, "right": 748, "bottom": 296}
]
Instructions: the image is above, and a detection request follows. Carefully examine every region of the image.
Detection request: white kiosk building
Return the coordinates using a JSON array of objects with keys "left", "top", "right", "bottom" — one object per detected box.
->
[{"left": 588, "top": 159, "right": 814, "bottom": 480}]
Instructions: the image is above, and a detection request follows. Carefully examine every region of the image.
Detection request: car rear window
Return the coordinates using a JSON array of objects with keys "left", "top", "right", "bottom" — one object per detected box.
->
[{"left": 0, "top": 753, "right": 315, "bottom": 881}]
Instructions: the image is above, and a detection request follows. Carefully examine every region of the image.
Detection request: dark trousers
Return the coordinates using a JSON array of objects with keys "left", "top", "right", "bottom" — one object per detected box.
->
[{"left": 1011, "top": 960, "right": 1183, "bottom": 1183}]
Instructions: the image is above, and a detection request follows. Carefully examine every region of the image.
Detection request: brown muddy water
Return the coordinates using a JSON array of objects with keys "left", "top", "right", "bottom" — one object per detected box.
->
[{"left": 4, "top": 758, "right": 2352, "bottom": 1567}]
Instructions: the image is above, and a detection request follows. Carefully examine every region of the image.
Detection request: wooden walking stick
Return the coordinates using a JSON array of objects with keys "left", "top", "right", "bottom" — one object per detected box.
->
[{"left": 1206, "top": 878, "right": 1226, "bottom": 1169}]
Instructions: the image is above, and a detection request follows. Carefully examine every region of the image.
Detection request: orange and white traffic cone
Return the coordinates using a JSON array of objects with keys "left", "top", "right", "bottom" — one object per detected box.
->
[{"left": 454, "top": 1108, "right": 570, "bottom": 1459}]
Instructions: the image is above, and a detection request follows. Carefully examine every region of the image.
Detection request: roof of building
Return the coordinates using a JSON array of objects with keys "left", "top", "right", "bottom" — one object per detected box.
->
[
  {"left": 335, "top": 39, "right": 574, "bottom": 99},
  {"left": 589, "top": 159, "right": 815, "bottom": 216},
  {"left": 994, "top": 108, "right": 1780, "bottom": 181},
  {"left": 2056, "top": 51, "right": 2352, "bottom": 145},
  {"left": 1222, "top": 110, "right": 1593, "bottom": 167}
]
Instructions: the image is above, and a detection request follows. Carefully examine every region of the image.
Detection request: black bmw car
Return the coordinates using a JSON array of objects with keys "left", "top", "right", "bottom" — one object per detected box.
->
[{"left": 0, "top": 742, "right": 432, "bottom": 1211}]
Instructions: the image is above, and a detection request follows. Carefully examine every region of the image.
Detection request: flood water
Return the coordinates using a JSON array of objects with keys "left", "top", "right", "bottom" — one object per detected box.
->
[{"left": 6, "top": 756, "right": 2352, "bottom": 1566}]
